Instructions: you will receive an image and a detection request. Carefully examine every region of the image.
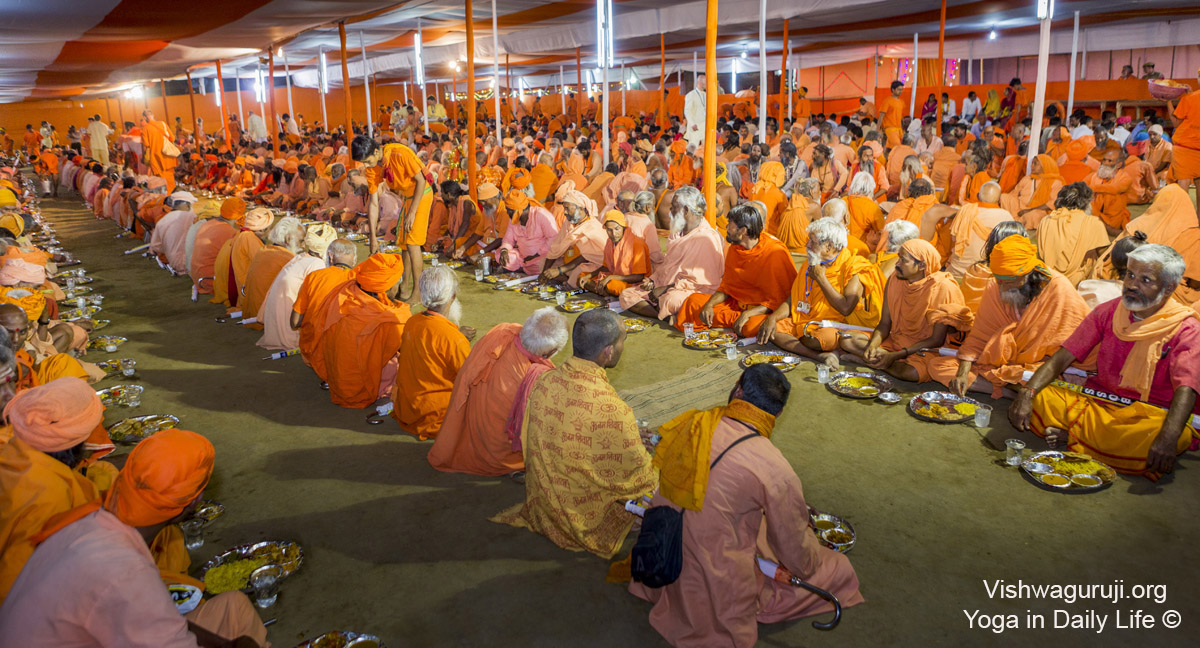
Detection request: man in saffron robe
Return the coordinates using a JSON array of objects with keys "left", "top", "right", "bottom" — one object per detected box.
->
[
  {"left": 1011, "top": 244, "right": 1199, "bottom": 482},
  {"left": 256, "top": 224, "right": 338, "bottom": 351},
  {"left": 928, "top": 234, "right": 1092, "bottom": 398},
  {"left": 843, "top": 172, "right": 886, "bottom": 250},
  {"left": 878, "top": 81, "right": 905, "bottom": 148},
  {"left": 748, "top": 161, "right": 788, "bottom": 234},
  {"left": 759, "top": 218, "right": 885, "bottom": 370},
  {"left": 306, "top": 253, "right": 411, "bottom": 408},
  {"left": 353, "top": 137, "right": 432, "bottom": 301},
  {"left": 139, "top": 110, "right": 177, "bottom": 192},
  {"left": 1035, "top": 183, "right": 1111, "bottom": 286},
  {"left": 945, "top": 182, "right": 1015, "bottom": 279},
  {"left": 675, "top": 205, "right": 797, "bottom": 338},
  {"left": 427, "top": 307, "right": 568, "bottom": 477},
  {"left": 391, "top": 267, "right": 473, "bottom": 441},
  {"left": 210, "top": 207, "right": 272, "bottom": 308},
  {"left": 188, "top": 197, "right": 243, "bottom": 296},
  {"left": 1086, "top": 149, "right": 1135, "bottom": 235},
  {"left": 629, "top": 366, "right": 864, "bottom": 646},
  {"left": 1001, "top": 153, "right": 1063, "bottom": 229},
  {"left": 292, "top": 242, "right": 358, "bottom": 375},
  {"left": 491, "top": 309, "right": 657, "bottom": 557},
  {"left": 844, "top": 240, "right": 973, "bottom": 382},
  {"left": 581, "top": 211, "right": 651, "bottom": 297}
]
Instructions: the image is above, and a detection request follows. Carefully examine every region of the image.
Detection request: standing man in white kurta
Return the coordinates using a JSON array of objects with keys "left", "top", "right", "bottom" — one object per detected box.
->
[{"left": 684, "top": 73, "right": 708, "bottom": 149}]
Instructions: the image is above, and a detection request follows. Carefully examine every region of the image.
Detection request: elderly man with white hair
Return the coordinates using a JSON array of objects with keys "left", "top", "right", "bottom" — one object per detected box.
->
[
  {"left": 239, "top": 216, "right": 307, "bottom": 323},
  {"left": 818, "top": 198, "right": 871, "bottom": 258},
  {"left": 428, "top": 306, "right": 570, "bottom": 476},
  {"left": 148, "top": 190, "right": 198, "bottom": 274},
  {"left": 878, "top": 220, "right": 920, "bottom": 279},
  {"left": 842, "top": 171, "right": 885, "bottom": 249},
  {"left": 620, "top": 186, "right": 725, "bottom": 321},
  {"left": 759, "top": 217, "right": 885, "bottom": 369},
  {"left": 1010, "top": 244, "right": 1200, "bottom": 482},
  {"left": 391, "top": 266, "right": 476, "bottom": 441},
  {"left": 257, "top": 224, "right": 341, "bottom": 351}
]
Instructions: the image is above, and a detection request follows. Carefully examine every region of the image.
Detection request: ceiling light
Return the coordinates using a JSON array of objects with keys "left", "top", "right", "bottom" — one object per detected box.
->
[
  {"left": 988, "top": 29, "right": 997, "bottom": 40},
  {"left": 740, "top": 51, "right": 747, "bottom": 59}
]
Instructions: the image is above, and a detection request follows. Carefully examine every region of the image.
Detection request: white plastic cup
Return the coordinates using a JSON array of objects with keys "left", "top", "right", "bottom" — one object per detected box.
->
[
  {"left": 249, "top": 565, "right": 281, "bottom": 609},
  {"left": 975, "top": 404, "right": 994, "bottom": 428},
  {"left": 104, "top": 343, "right": 118, "bottom": 353},
  {"left": 556, "top": 292, "right": 567, "bottom": 307},
  {"left": 683, "top": 323, "right": 695, "bottom": 339},
  {"left": 474, "top": 269, "right": 484, "bottom": 282},
  {"left": 816, "top": 365, "right": 831, "bottom": 384},
  {"left": 1005, "top": 438, "right": 1025, "bottom": 465},
  {"left": 724, "top": 344, "right": 738, "bottom": 361}
]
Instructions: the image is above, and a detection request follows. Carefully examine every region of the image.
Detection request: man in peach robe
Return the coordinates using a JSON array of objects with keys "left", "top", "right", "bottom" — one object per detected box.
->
[
  {"left": 238, "top": 219, "right": 303, "bottom": 326},
  {"left": 539, "top": 186, "right": 608, "bottom": 288},
  {"left": 1035, "top": 184, "right": 1111, "bottom": 286},
  {"left": 187, "top": 197, "right": 243, "bottom": 295},
  {"left": 392, "top": 267, "right": 472, "bottom": 440},
  {"left": 427, "top": 309, "right": 567, "bottom": 476},
  {"left": 930, "top": 138, "right": 960, "bottom": 196},
  {"left": 256, "top": 226, "right": 340, "bottom": 351},
  {"left": 928, "top": 234, "right": 1091, "bottom": 398},
  {"left": 307, "top": 254, "right": 411, "bottom": 408},
  {"left": 629, "top": 366, "right": 863, "bottom": 646},
  {"left": 1000, "top": 153, "right": 1063, "bottom": 229},
  {"left": 147, "top": 191, "right": 197, "bottom": 274},
  {"left": 945, "top": 182, "right": 1015, "bottom": 279}
]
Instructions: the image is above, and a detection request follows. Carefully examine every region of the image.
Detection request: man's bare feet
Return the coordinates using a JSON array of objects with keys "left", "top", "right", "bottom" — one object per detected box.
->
[{"left": 818, "top": 352, "right": 840, "bottom": 371}]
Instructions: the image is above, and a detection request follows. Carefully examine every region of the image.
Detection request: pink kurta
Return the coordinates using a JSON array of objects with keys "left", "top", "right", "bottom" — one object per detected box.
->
[
  {"left": 257, "top": 254, "right": 326, "bottom": 351},
  {"left": 629, "top": 419, "right": 864, "bottom": 647},
  {"left": 148, "top": 210, "right": 196, "bottom": 273},
  {"left": 545, "top": 216, "right": 607, "bottom": 287},
  {"left": 496, "top": 205, "right": 559, "bottom": 274},
  {"left": 624, "top": 212, "right": 665, "bottom": 265},
  {"left": 618, "top": 220, "right": 725, "bottom": 318},
  {"left": 188, "top": 219, "right": 237, "bottom": 293}
]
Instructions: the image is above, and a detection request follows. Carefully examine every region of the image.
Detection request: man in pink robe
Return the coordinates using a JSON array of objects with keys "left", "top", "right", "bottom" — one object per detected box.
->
[
  {"left": 538, "top": 186, "right": 608, "bottom": 288},
  {"left": 148, "top": 191, "right": 198, "bottom": 274},
  {"left": 489, "top": 191, "right": 559, "bottom": 274},
  {"left": 620, "top": 186, "right": 725, "bottom": 320},
  {"left": 257, "top": 227, "right": 345, "bottom": 351},
  {"left": 629, "top": 365, "right": 865, "bottom": 646}
]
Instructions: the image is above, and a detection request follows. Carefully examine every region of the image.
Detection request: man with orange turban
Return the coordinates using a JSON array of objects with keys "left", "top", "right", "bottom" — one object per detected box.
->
[
  {"left": 667, "top": 139, "right": 695, "bottom": 189},
  {"left": 305, "top": 253, "right": 411, "bottom": 408},
  {"left": 1058, "top": 138, "right": 1097, "bottom": 185},
  {"left": 759, "top": 218, "right": 885, "bottom": 370},
  {"left": 0, "top": 429, "right": 268, "bottom": 645},
  {"left": 579, "top": 211, "right": 651, "bottom": 297},
  {"left": 353, "top": 137, "right": 433, "bottom": 302},
  {"left": 1010, "top": 244, "right": 1199, "bottom": 482},
  {"left": 749, "top": 161, "right": 788, "bottom": 236},
  {"left": 0, "top": 377, "right": 105, "bottom": 605},
  {"left": 211, "top": 207, "right": 272, "bottom": 308},
  {"left": 391, "top": 266, "right": 473, "bottom": 441},
  {"left": 187, "top": 196, "right": 244, "bottom": 296},
  {"left": 1086, "top": 148, "right": 1135, "bottom": 235},
  {"left": 1000, "top": 153, "right": 1063, "bottom": 229},
  {"left": 928, "top": 234, "right": 1092, "bottom": 398},
  {"left": 842, "top": 239, "right": 973, "bottom": 382},
  {"left": 676, "top": 205, "right": 797, "bottom": 338},
  {"left": 473, "top": 190, "right": 559, "bottom": 275}
]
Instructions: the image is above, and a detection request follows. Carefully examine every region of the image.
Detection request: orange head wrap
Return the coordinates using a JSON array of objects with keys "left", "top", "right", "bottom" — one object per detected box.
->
[
  {"left": 104, "top": 429, "right": 215, "bottom": 527},
  {"left": 758, "top": 161, "right": 786, "bottom": 187},
  {"left": 477, "top": 183, "right": 500, "bottom": 201},
  {"left": 670, "top": 139, "right": 688, "bottom": 159},
  {"left": 242, "top": 208, "right": 273, "bottom": 232},
  {"left": 220, "top": 196, "right": 246, "bottom": 221},
  {"left": 1064, "top": 138, "right": 1091, "bottom": 162},
  {"left": 3, "top": 377, "right": 103, "bottom": 452},
  {"left": 504, "top": 190, "right": 530, "bottom": 213},
  {"left": 989, "top": 234, "right": 1046, "bottom": 278},
  {"left": 603, "top": 209, "right": 627, "bottom": 228},
  {"left": 510, "top": 168, "right": 532, "bottom": 190},
  {"left": 284, "top": 160, "right": 299, "bottom": 174},
  {"left": 899, "top": 238, "right": 942, "bottom": 273},
  {"left": 354, "top": 253, "right": 406, "bottom": 293}
]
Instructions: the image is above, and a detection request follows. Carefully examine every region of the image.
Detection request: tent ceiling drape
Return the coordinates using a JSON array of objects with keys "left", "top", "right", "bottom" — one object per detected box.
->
[{"left": 1, "top": 0, "right": 1195, "bottom": 102}]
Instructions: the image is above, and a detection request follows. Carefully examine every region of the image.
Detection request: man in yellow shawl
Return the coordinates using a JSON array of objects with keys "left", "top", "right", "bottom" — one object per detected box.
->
[
  {"left": 758, "top": 218, "right": 885, "bottom": 370},
  {"left": 1010, "top": 244, "right": 1199, "bottom": 482},
  {"left": 491, "top": 309, "right": 657, "bottom": 558},
  {"left": 1034, "top": 182, "right": 1111, "bottom": 286}
]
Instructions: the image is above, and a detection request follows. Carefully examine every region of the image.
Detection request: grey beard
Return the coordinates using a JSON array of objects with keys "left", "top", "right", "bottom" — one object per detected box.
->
[
  {"left": 859, "top": 160, "right": 874, "bottom": 175},
  {"left": 669, "top": 211, "right": 687, "bottom": 236},
  {"left": 1121, "top": 290, "right": 1162, "bottom": 312},
  {"left": 445, "top": 298, "right": 463, "bottom": 326},
  {"left": 1096, "top": 164, "right": 1117, "bottom": 180},
  {"left": 1000, "top": 288, "right": 1031, "bottom": 309}
]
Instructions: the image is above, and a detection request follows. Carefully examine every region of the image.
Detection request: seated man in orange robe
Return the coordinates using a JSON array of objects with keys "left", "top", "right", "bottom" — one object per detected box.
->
[
  {"left": 0, "top": 376, "right": 105, "bottom": 604},
  {"left": 1057, "top": 138, "right": 1097, "bottom": 185},
  {"left": 427, "top": 307, "right": 568, "bottom": 477},
  {"left": 1010, "top": 244, "right": 1199, "bottom": 482},
  {"left": 843, "top": 240, "right": 973, "bottom": 382},
  {"left": 958, "top": 151, "right": 993, "bottom": 206},
  {"left": 1086, "top": 149, "right": 1135, "bottom": 235},
  {"left": 927, "top": 234, "right": 1092, "bottom": 398},
  {"left": 580, "top": 211, "right": 651, "bottom": 297},
  {"left": 291, "top": 241, "right": 358, "bottom": 376},
  {"left": 1000, "top": 153, "right": 1063, "bottom": 230},
  {"left": 629, "top": 366, "right": 864, "bottom": 646},
  {"left": 776, "top": 178, "right": 821, "bottom": 253},
  {"left": 748, "top": 161, "right": 788, "bottom": 235},
  {"left": 843, "top": 172, "right": 886, "bottom": 250},
  {"left": 1035, "top": 183, "right": 1111, "bottom": 286},
  {"left": 539, "top": 185, "right": 608, "bottom": 289},
  {"left": 0, "top": 429, "right": 268, "bottom": 646},
  {"left": 759, "top": 218, "right": 885, "bottom": 370},
  {"left": 188, "top": 196, "right": 243, "bottom": 296},
  {"left": 306, "top": 253, "right": 411, "bottom": 408},
  {"left": 945, "top": 182, "right": 1016, "bottom": 279},
  {"left": 238, "top": 216, "right": 305, "bottom": 327},
  {"left": 211, "top": 207, "right": 273, "bottom": 308},
  {"left": 880, "top": 179, "right": 940, "bottom": 252},
  {"left": 675, "top": 205, "right": 797, "bottom": 338},
  {"left": 391, "top": 267, "right": 473, "bottom": 440}
]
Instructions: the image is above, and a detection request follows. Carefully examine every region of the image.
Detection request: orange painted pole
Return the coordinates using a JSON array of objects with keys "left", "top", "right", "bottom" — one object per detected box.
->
[
  {"left": 185, "top": 71, "right": 199, "bottom": 142},
  {"left": 339, "top": 22, "right": 353, "bottom": 136},
  {"left": 159, "top": 79, "right": 169, "bottom": 124},
  {"left": 936, "top": 0, "right": 947, "bottom": 126},
  {"left": 267, "top": 49, "right": 279, "bottom": 153},
  {"left": 576, "top": 47, "right": 582, "bottom": 125},
  {"left": 780, "top": 19, "right": 788, "bottom": 124},
  {"left": 215, "top": 61, "right": 232, "bottom": 147},
  {"left": 703, "top": 0, "right": 718, "bottom": 226},
  {"left": 466, "top": 0, "right": 478, "bottom": 203}
]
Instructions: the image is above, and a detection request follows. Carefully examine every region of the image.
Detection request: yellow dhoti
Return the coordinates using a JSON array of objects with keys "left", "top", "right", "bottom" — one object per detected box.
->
[{"left": 1030, "top": 382, "right": 1197, "bottom": 481}]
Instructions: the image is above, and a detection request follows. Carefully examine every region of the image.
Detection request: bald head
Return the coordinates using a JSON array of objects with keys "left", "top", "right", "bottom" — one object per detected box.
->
[
  {"left": 978, "top": 181, "right": 1001, "bottom": 204},
  {"left": 326, "top": 239, "right": 358, "bottom": 266},
  {"left": 821, "top": 198, "right": 849, "bottom": 224},
  {"left": 0, "top": 303, "right": 29, "bottom": 351}
]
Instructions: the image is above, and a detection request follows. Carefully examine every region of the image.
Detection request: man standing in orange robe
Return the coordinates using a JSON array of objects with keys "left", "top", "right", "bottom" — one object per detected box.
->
[{"left": 138, "top": 110, "right": 177, "bottom": 192}]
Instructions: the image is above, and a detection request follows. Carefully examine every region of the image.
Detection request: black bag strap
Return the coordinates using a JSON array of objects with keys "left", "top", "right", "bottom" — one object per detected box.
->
[{"left": 710, "top": 431, "right": 760, "bottom": 471}]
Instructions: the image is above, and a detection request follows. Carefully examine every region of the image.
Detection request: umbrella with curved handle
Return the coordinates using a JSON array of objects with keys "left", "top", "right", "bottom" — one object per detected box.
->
[{"left": 755, "top": 557, "right": 842, "bottom": 630}]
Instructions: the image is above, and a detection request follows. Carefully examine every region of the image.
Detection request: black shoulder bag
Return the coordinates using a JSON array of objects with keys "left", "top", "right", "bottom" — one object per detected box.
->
[{"left": 631, "top": 431, "right": 760, "bottom": 588}]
